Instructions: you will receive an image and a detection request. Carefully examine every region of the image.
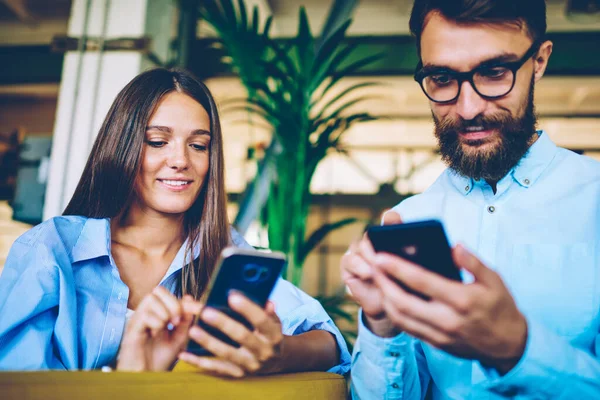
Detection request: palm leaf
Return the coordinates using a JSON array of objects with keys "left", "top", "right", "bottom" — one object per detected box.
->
[
  {"left": 296, "top": 7, "right": 315, "bottom": 80},
  {"left": 298, "top": 218, "right": 361, "bottom": 264},
  {"left": 318, "top": 53, "right": 386, "bottom": 100},
  {"left": 312, "top": 81, "right": 382, "bottom": 119}
]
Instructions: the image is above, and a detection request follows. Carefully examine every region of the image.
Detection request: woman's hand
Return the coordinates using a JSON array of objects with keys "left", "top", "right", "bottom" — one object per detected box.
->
[
  {"left": 178, "top": 292, "right": 284, "bottom": 378},
  {"left": 117, "top": 287, "right": 194, "bottom": 371}
]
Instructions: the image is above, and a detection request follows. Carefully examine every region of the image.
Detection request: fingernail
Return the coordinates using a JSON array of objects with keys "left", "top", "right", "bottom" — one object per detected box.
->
[
  {"left": 230, "top": 292, "right": 243, "bottom": 305},
  {"left": 202, "top": 308, "right": 217, "bottom": 322},
  {"left": 374, "top": 254, "right": 386, "bottom": 265},
  {"left": 190, "top": 326, "right": 203, "bottom": 338}
]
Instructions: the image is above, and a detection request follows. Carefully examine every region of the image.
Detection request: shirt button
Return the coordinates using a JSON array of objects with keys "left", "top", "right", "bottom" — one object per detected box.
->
[
  {"left": 524, "top": 178, "right": 530, "bottom": 185},
  {"left": 117, "top": 292, "right": 122, "bottom": 300},
  {"left": 392, "top": 383, "right": 400, "bottom": 389},
  {"left": 465, "top": 186, "right": 470, "bottom": 192},
  {"left": 487, "top": 206, "right": 496, "bottom": 214},
  {"left": 388, "top": 351, "right": 400, "bottom": 357}
]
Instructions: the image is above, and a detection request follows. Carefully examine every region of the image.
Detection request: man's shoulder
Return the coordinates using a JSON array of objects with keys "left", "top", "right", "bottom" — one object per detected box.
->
[
  {"left": 392, "top": 170, "right": 455, "bottom": 220},
  {"left": 560, "top": 147, "right": 600, "bottom": 170},
  {"left": 553, "top": 147, "right": 600, "bottom": 182}
]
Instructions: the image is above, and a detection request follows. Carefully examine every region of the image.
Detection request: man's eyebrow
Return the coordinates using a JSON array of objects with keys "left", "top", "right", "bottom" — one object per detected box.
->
[
  {"left": 146, "top": 126, "right": 211, "bottom": 136},
  {"left": 421, "top": 52, "right": 522, "bottom": 74}
]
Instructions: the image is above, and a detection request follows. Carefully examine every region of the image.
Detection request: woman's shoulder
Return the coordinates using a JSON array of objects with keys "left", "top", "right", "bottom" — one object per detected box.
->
[
  {"left": 229, "top": 226, "right": 254, "bottom": 250},
  {"left": 14, "top": 215, "right": 88, "bottom": 247},
  {"left": 8, "top": 216, "right": 105, "bottom": 269}
]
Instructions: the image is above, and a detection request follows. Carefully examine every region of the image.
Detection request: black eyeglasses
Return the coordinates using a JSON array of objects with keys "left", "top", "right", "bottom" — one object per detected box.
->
[{"left": 414, "top": 42, "right": 541, "bottom": 104}]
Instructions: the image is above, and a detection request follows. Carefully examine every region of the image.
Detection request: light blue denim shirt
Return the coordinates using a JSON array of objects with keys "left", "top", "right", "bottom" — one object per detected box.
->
[
  {"left": 351, "top": 132, "right": 600, "bottom": 399},
  {"left": 0, "top": 218, "right": 351, "bottom": 374}
]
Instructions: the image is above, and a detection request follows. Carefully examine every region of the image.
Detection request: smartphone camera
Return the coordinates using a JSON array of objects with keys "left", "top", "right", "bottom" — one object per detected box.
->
[{"left": 242, "top": 263, "right": 270, "bottom": 283}]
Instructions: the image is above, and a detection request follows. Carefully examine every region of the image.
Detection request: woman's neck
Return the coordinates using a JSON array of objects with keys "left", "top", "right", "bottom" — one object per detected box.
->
[{"left": 110, "top": 203, "right": 186, "bottom": 258}]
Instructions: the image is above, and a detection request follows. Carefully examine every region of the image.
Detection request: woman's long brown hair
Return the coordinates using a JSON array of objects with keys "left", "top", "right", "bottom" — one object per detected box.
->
[{"left": 63, "top": 68, "right": 229, "bottom": 299}]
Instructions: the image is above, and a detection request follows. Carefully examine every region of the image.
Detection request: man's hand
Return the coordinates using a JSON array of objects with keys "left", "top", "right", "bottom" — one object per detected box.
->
[
  {"left": 373, "top": 244, "right": 528, "bottom": 374},
  {"left": 341, "top": 210, "right": 403, "bottom": 338}
]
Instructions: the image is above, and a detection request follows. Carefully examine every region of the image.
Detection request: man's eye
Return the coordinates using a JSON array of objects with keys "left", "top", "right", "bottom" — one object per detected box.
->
[
  {"left": 430, "top": 74, "right": 454, "bottom": 85},
  {"left": 146, "top": 140, "right": 166, "bottom": 148},
  {"left": 479, "top": 67, "right": 508, "bottom": 79}
]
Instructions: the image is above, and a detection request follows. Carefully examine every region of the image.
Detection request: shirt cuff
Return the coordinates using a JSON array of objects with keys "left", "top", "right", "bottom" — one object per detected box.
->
[
  {"left": 477, "top": 318, "right": 564, "bottom": 397},
  {"left": 280, "top": 301, "right": 352, "bottom": 376},
  {"left": 355, "top": 309, "right": 413, "bottom": 364}
]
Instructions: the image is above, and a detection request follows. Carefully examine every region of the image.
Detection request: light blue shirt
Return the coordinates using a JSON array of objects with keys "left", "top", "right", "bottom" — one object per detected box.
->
[
  {"left": 351, "top": 132, "right": 600, "bottom": 399},
  {"left": 0, "top": 217, "right": 351, "bottom": 373}
]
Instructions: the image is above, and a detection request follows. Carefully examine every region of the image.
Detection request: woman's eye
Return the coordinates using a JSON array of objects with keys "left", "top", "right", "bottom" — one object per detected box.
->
[
  {"left": 146, "top": 140, "right": 167, "bottom": 148},
  {"left": 191, "top": 143, "right": 208, "bottom": 152}
]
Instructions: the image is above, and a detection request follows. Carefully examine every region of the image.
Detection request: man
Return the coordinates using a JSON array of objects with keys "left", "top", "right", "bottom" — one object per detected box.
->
[{"left": 342, "top": 1, "right": 600, "bottom": 399}]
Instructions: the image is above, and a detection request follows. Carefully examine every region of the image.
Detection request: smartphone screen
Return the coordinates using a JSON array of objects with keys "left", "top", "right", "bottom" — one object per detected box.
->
[
  {"left": 186, "top": 247, "right": 286, "bottom": 356},
  {"left": 367, "top": 220, "right": 461, "bottom": 297}
]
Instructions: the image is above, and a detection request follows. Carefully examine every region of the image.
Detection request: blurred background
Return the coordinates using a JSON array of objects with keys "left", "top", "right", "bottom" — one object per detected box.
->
[{"left": 1, "top": 0, "right": 599, "bottom": 343}]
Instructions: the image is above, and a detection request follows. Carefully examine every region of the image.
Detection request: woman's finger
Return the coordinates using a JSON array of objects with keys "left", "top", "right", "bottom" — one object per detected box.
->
[
  {"left": 178, "top": 352, "right": 246, "bottom": 378},
  {"left": 152, "top": 286, "right": 183, "bottom": 325},
  {"left": 200, "top": 307, "right": 263, "bottom": 355},
  {"left": 138, "top": 292, "right": 171, "bottom": 323},
  {"left": 141, "top": 312, "right": 168, "bottom": 337},
  {"left": 182, "top": 297, "right": 203, "bottom": 316},
  {"left": 228, "top": 292, "right": 282, "bottom": 342},
  {"left": 188, "top": 326, "right": 260, "bottom": 373},
  {"left": 265, "top": 301, "right": 276, "bottom": 316}
]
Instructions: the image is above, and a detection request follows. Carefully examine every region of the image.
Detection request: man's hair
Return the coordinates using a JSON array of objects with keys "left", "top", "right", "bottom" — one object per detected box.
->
[{"left": 409, "top": 0, "right": 547, "bottom": 54}]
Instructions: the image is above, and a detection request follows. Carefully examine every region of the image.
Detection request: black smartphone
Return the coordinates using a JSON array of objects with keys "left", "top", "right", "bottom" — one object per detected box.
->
[
  {"left": 366, "top": 219, "right": 461, "bottom": 297},
  {"left": 186, "top": 247, "right": 286, "bottom": 357}
]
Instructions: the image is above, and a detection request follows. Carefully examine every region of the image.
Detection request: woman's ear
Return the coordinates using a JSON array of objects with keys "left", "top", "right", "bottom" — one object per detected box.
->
[{"left": 533, "top": 40, "right": 553, "bottom": 83}]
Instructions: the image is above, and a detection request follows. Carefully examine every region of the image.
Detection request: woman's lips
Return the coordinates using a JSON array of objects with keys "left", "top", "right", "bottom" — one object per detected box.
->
[{"left": 157, "top": 179, "right": 192, "bottom": 191}]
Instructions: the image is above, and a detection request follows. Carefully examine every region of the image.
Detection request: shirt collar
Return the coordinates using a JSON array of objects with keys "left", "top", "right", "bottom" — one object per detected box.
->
[
  {"left": 510, "top": 130, "right": 558, "bottom": 188},
  {"left": 71, "top": 218, "right": 112, "bottom": 263},
  {"left": 449, "top": 130, "right": 557, "bottom": 195}
]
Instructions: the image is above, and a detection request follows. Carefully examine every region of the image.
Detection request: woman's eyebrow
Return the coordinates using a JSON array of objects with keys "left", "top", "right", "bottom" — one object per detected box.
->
[
  {"left": 191, "top": 129, "right": 211, "bottom": 136},
  {"left": 146, "top": 126, "right": 211, "bottom": 136},
  {"left": 146, "top": 125, "right": 172, "bottom": 133}
]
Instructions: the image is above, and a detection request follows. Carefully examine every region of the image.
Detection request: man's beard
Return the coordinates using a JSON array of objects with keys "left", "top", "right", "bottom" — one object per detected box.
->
[{"left": 433, "top": 81, "right": 537, "bottom": 182}]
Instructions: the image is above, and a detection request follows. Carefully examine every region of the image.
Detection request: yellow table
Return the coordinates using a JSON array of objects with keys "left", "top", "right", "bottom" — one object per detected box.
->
[{"left": 0, "top": 363, "right": 347, "bottom": 400}]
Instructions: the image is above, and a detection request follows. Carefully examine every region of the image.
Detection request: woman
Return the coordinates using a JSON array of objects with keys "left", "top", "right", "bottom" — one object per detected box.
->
[{"left": 0, "top": 68, "right": 350, "bottom": 376}]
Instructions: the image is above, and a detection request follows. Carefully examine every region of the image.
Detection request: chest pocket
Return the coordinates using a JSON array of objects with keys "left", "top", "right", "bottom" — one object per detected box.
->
[{"left": 510, "top": 243, "right": 598, "bottom": 338}]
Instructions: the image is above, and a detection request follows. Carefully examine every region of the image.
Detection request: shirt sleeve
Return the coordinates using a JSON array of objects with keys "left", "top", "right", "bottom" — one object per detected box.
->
[
  {"left": 478, "top": 318, "right": 600, "bottom": 398},
  {"left": 230, "top": 226, "right": 351, "bottom": 375},
  {"left": 350, "top": 309, "right": 431, "bottom": 400},
  {"left": 0, "top": 238, "right": 77, "bottom": 370},
  {"left": 270, "top": 278, "right": 351, "bottom": 375}
]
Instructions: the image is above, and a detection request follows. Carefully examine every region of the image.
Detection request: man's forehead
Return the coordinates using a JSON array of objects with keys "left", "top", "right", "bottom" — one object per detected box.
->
[{"left": 419, "top": 12, "right": 532, "bottom": 70}]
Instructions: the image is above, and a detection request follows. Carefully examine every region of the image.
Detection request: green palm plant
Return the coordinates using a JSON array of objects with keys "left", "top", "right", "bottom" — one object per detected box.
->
[{"left": 199, "top": 0, "right": 382, "bottom": 286}]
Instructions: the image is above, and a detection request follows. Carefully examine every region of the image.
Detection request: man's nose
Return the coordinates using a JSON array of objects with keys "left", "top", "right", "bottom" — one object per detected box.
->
[{"left": 454, "top": 80, "right": 487, "bottom": 121}]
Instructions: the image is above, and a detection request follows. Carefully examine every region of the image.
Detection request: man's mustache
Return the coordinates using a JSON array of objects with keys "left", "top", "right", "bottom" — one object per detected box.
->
[{"left": 436, "top": 114, "right": 510, "bottom": 134}]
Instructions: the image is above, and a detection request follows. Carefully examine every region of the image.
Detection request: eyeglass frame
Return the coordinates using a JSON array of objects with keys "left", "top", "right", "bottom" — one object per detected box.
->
[{"left": 413, "top": 41, "right": 542, "bottom": 104}]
